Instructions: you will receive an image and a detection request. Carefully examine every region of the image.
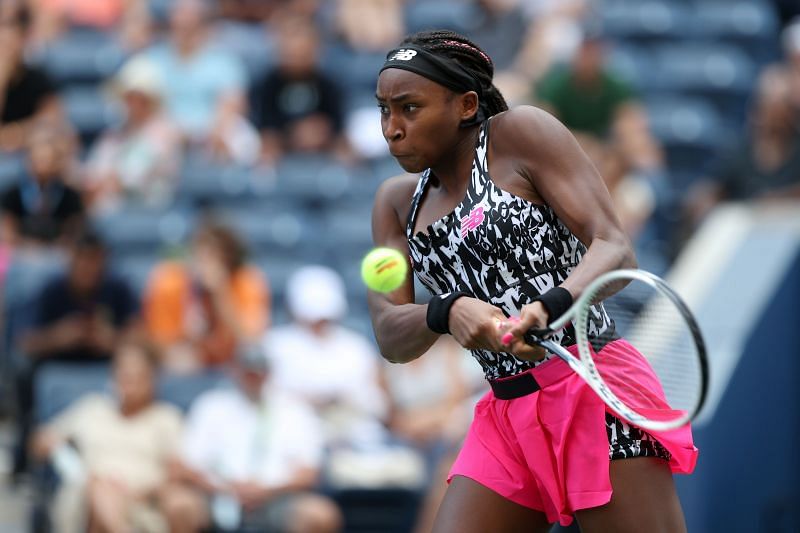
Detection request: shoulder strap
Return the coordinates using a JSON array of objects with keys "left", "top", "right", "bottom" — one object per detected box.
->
[{"left": 405, "top": 171, "right": 430, "bottom": 239}]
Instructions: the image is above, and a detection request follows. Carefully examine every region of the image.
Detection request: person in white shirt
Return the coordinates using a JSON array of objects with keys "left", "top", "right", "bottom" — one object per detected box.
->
[
  {"left": 262, "top": 265, "right": 389, "bottom": 448},
  {"left": 161, "top": 343, "right": 341, "bottom": 533}
]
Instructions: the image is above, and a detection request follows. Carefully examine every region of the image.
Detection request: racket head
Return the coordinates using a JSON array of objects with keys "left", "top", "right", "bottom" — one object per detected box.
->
[{"left": 573, "top": 269, "right": 708, "bottom": 432}]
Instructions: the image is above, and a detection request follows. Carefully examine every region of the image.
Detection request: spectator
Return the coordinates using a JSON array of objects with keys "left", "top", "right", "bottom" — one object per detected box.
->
[
  {"left": 13, "top": 229, "right": 138, "bottom": 476},
  {"left": 162, "top": 343, "right": 342, "bottom": 533},
  {"left": 142, "top": 0, "right": 260, "bottom": 165},
  {"left": 0, "top": 4, "right": 60, "bottom": 153},
  {"left": 84, "top": 56, "right": 182, "bottom": 213},
  {"left": 262, "top": 266, "right": 388, "bottom": 447},
  {"left": 683, "top": 68, "right": 800, "bottom": 231},
  {"left": 144, "top": 220, "right": 270, "bottom": 373},
  {"left": 31, "top": 337, "right": 182, "bottom": 533},
  {"left": 0, "top": 121, "right": 84, "bottom": 249},
  {"left": 334, "top": 0, "right": 403, "bottom": 52},
  {"left": 535, "top": 30, "right": 636, "bottom": 138},
  {"left": 251, "top": 16, "right": 349, "bottom": 163}
]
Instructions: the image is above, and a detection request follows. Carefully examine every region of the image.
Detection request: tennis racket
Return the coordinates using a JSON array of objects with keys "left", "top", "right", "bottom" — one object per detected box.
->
[{"left": 503, "top": 269, "right": 708, "bottom": 432}]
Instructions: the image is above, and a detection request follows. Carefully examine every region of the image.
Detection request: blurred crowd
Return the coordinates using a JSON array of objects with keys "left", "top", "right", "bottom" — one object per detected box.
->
[{"left": 0, "top": 0, "right": 799, "bottom": 531}]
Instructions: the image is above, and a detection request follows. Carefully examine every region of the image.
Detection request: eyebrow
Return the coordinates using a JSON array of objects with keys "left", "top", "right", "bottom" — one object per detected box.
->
[{"left": 374, "top": 92, "right": 420, "bottom": 103}]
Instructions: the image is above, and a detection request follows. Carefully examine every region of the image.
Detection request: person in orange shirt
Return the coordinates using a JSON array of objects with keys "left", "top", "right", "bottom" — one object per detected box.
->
[{"left": 144, "top": 220, "right": 270, "bottom": 373}]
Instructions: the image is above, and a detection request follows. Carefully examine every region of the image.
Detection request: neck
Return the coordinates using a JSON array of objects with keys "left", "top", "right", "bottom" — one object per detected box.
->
[{"left": 429, "top": 126, "right": 480, "bottom": 192}]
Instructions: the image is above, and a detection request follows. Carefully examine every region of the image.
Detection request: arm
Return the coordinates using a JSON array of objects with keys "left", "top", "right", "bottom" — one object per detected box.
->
[
  {"left": 501, "top": 107, "right": 636, "bottom": 340},
  {"left": 367, "top": 175, "right": 440, "bottom": 363}
]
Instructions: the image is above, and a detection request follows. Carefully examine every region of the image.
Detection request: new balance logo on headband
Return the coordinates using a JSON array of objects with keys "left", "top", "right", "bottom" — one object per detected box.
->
[{"left": 389, "top": 49, "right": 417, "bottom": 61}]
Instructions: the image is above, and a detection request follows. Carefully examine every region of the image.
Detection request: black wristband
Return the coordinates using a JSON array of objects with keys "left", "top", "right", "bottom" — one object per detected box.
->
[
  {"left": 533, "top": 287, "right": 573, "bottom": 322},
  {"left": 426, "top": 291, "right": 470, "bottom": 334}
]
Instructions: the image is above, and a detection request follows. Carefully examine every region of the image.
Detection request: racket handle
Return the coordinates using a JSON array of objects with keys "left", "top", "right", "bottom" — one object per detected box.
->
[{"left": 500, "top": 316, "right": 552, "bottom": 346}]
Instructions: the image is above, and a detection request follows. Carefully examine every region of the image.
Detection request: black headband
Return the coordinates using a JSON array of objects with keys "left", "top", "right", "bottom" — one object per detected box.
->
[{"left": 380, "top": 45, "right": 486, "bottom": 126}]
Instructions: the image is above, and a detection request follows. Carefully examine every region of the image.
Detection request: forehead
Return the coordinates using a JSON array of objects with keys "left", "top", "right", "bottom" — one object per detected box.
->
[{"left": 376, "top": 68, "right": 450, "bottom": 99}]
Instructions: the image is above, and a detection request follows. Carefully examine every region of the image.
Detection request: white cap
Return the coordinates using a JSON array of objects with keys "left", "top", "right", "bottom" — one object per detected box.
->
[
  {"left": 287, "top": 265, "right": 348, "bottom": 323},
  {"left": 112, "top": 56, "right": 163, "bottom": 99}
]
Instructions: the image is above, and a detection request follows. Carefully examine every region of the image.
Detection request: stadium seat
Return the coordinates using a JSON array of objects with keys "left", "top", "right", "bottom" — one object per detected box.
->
[
  {"left": 602, "top": 0, "right": 693, "bottom": 45},
  {"left": 32, "top": 29, "right": 125, "bottom": 87},
  {"left": 332, "top": 487, "right": 422, "bottom": 533},
  {"left": 177, "top": 153, "right": 255, "bottom": 205},
  {"left": 405, "top": 1, "right": 479, "bottom": 35},
  {"left": 274, "top": 154, "right": 358, "bottom": 205},
  {"left": 653, "top": 43, "right": 756, "bottom": 121},
  {"left": 321, "top": 44, "right": 386, "bottom": 92},
  {"left": 156, "top": 370, "right": 230, "bottom": 412},
  {"left": 93, "top": 205, "right": 194, "bottom": 255},
  {"left": 646, "top": 97, "right": 731, "bottom": 182},
  {"left": 62, "top": 86, "right": 120, "bottom": 146},
  {"left": 0, "top": 153, "right": 25, "bottom": 192},
  {"left": 113, "top": 253, "right": 162, "bottom": 294},
  {"left": 33, "top": 361, "right": 111, "bottom": 423},
  {"left": 694, "top": 1, "right": 780, "bottom": 61},
  {"left": 214, "top": 21, "right": 277, "bottom": 81},
  {"left": 608, "top": 45, "right": 658, "bottom": 92}
]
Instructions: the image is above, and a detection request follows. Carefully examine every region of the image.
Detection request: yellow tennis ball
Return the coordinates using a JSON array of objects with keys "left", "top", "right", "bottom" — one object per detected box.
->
[{"left": 361, "top": 247, "right": 408, "bottom": 293}]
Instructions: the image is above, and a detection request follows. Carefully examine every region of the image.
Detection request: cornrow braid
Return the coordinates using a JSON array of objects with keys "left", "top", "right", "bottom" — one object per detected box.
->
[{"left": 401, "top": 30, "right": 509, "bottom": 119}]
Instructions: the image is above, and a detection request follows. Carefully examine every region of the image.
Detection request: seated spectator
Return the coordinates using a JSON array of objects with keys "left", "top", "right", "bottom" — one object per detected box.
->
[
  {"left": 683, "top": 68, "right": 800, "bottom": 233},
  {"left": 334, "top": 0, "right": 403, "bottom": 52},
  {"left": 0, "top": 4, "right": 60, "bottom": 153},
  {"left": 162, "top": 343, "right": 342, "bottom": 533},
  {"left": 144, "top": 220, "right": 270, "bottom": 373},
  {"left": 251, "top": 16, "right": 349, "bottom": 163},
  {"left": 535, "top": 30, "right": 637, "bottom": 139},
  {"left": 14, "top": 229, "right": 139, "bottom": 475},
  {"left": 31, "top": 337, "right": 182, "bottom": 533},
  {"left": 384, "top": 335, "right": 483, "bottom": 459},
  {"left": 262, "top": 266, "right": 388, "bottom": 447},
  {"left": 0, "top": 121, "right": 85, "bottom": 249},
  {"left": 84, "top": 56, "right": 182, "bottom": 213},
  {"left": 141, "top": 0, "right": 260, "bottom": 165}
]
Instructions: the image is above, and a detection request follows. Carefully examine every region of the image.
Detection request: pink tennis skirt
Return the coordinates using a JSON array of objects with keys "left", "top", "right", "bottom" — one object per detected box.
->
[{"left": 448, "top": 338, "right": 698, "bottom": 526}]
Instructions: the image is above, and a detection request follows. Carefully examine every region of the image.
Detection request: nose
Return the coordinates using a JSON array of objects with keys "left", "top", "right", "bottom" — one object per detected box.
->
[{"left": 382, "top": 114, "right": 404, "bottom": 143}]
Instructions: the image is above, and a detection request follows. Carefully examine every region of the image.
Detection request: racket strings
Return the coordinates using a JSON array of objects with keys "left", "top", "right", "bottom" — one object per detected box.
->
[{"left": 588, "top": 279, "right": 704, "bottom": 417}]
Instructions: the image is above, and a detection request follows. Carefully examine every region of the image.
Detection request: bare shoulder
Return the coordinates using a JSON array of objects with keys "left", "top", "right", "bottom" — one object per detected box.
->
[
  {"left": 491, "top": 106, "right": 567, "bottom": 149},
  {"left": 374, "top": 173, "right": 421, "bottom": 219}
]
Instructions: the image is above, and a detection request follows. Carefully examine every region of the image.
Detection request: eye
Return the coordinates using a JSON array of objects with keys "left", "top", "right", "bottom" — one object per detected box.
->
[
  {"left": 404, "top": 104, "right": 419, "bottom": 112},
  {"left": 377, "top": 103, "right": 389, "bottom": 115}
]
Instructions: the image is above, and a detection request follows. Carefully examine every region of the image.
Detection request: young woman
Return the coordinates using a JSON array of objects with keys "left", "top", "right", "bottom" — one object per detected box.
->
[{"left": 368, "top": 30, "right": 696, "bottom": 532}]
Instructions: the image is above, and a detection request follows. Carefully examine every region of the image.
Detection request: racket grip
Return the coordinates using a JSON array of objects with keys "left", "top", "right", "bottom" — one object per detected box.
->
[{"left": 500, "top": 316, "right": 520, "bottom": 346}]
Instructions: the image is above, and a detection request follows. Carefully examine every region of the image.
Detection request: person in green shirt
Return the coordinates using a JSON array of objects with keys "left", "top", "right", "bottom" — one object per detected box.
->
[{"left": 536, "top": 33, "right": 634, "bottom": 138}]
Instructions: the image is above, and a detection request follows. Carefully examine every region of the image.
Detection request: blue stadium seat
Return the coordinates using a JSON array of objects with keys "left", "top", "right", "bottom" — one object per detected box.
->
[
  {"left": 62, "top": 86, "right": 120, "bottom": 144},
  {"left": 93, "top": 205, "right": 194, "bottom": 255},
  {"left": 177, "top": 153, "right": 255, "bottom": 205},
  {"left": 215, "top": 21, "right": 277, "bottom": 82},
  {"left": 157, "top": 370, "right": 230, "bottom": 412},
  {"left": 113, "top": 253, "right": 161, "bottom": 294},
  {"left": 213, "top": 201, "right": 317, "bottom": 255},
  {"left": 274, "top": 154, "right": 358, "bottom": 204},
  {"left": 646, "top": 97, "right": 731, "bottom": 181},
  {"left": 653, "top": 43, "right": 756, "bottom": 121},
  {"left": 321, "top": 44, "right": 386, "bottom": 92},
  {"left": 405, "top": 1, "right": 479, "bottom": 35},
  {"left": 694, "top": 1, "right": 780, "bottom": 61},
  {"left": 0, "top": 153, "right": 25, "bottom": 192},
  {"left": 33, "top": 29, "right": 125, "bottom": 87},
  {"left": 34, "top": 361, "right": 111, "bottom": 423},
  {"left": 608, "top": 45, "right": 658, "bottom": 92},
  {"left": 602, "top": 0, "right": 693, "bottom": 45}
]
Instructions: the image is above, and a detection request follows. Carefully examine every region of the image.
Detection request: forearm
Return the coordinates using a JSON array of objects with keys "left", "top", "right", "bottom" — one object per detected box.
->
[{"left": 368, "top": 295, "right": 439, "bottom": 363}]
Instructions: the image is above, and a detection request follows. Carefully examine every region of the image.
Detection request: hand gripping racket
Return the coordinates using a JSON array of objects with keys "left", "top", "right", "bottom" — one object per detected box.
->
[{"left": 503, "top": 269, "right": 708, "bottom": 432}]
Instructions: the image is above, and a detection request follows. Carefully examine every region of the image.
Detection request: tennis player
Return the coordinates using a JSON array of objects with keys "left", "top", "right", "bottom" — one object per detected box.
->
[{"left": 368, "top": 30, "right": 697, "bottom": 532}]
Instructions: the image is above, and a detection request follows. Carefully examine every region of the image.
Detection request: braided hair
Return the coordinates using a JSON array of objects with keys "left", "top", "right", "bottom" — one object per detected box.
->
[{"left": 401, "top": 30, "right": 509, "bottom": 119}]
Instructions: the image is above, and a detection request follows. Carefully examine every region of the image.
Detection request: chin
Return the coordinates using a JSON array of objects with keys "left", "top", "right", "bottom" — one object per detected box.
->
[{"left": 395, "top": 157, "right": 427, "bottom": 174}]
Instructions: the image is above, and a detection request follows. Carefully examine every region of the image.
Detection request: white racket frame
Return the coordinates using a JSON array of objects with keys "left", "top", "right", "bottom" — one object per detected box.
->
[{"left": 531, "top": 269, "right": 707, "bottom": 432}]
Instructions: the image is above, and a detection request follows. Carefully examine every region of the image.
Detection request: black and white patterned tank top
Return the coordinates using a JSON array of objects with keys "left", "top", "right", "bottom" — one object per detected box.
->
[{"left": 407, "top": 119, "right": 613, "bottom": 380}]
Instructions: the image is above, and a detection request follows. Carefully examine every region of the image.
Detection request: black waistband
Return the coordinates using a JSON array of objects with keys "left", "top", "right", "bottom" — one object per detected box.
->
[{"left": 489, "top": 372, "right": 541, "bottom": 400}]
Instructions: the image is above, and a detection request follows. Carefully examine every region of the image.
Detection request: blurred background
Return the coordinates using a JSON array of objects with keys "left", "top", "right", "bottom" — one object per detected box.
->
[{"left": 0, "top": 0, "right": 798, "bottom": 531}]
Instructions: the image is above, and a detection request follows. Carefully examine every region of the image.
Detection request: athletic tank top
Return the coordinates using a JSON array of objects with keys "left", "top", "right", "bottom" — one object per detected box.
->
[{"left": 406, "top": 119, "right": 614, "bottom": 380}]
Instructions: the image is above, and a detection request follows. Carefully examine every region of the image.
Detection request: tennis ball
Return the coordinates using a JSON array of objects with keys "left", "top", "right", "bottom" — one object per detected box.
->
[{"left": 361, "top": 247, "right": 408, "bottom": 293}]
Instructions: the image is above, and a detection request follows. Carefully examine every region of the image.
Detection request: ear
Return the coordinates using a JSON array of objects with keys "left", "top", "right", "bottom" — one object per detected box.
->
[{"left": 458, "top": 91, "right": 480, "bottom": 122}]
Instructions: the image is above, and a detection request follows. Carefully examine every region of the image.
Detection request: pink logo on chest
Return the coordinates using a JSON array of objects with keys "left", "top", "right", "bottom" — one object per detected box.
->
[{"left": 460, "top": 206, "right": 485, "bottom": 238}]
